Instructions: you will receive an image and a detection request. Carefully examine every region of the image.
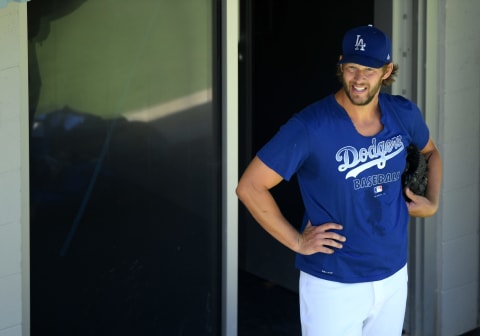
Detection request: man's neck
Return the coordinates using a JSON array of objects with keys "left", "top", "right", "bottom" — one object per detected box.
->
[{"left": 335, "top": 89, "right": 383, "bottom": 136}]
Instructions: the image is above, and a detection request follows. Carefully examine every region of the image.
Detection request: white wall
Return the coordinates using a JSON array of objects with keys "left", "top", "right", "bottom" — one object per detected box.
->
[
  {"left": 435, "top": 0, "right": 480, "bottom": 335},
  {"left": 0, "top": 2, "right": 29, "bottom": 336},
  {"left": 390, "top": 0, "right": 480, "bottom": 334}
]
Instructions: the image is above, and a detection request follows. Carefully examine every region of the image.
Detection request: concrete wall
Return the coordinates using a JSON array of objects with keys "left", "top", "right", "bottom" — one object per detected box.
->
[
  {"left": 0, "top": 2, "right": 29, "bottom": 336},
  {"left": 390, "top": 0, "right": 480, "bottom": 334},
  {"left": 435, "top": 0, "right": 480, "bottom": 334}
]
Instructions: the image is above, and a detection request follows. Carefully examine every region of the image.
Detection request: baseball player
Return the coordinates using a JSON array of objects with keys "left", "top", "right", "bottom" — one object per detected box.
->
[{"left": 236, "top": 25, "right": 442, "bottom": 335}]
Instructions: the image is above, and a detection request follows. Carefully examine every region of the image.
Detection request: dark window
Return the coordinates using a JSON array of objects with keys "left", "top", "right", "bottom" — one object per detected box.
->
[{"left": 28, "top": 1, "right": 221, "bottom": 335}]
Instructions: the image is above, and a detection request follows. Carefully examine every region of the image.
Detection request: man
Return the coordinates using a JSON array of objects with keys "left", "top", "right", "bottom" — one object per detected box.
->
[{"left": 236, "top": 25, "right": 442, "bottom": 335}]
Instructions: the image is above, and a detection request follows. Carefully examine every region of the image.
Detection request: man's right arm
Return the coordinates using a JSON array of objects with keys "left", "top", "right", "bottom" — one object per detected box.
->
[{"left": 236, "top": 156, "right": 345, "bottom": 255}]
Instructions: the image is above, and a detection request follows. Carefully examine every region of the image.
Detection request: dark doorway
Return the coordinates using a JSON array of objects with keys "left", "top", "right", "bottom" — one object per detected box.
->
[{"left": 238, "top": 1, "right": 374, "bottom": 334}]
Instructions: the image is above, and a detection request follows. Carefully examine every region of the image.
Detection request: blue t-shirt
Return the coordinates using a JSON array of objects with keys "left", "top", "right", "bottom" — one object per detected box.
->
[{"left": 257, "top": 93, "right": 429, "bottom": 283}]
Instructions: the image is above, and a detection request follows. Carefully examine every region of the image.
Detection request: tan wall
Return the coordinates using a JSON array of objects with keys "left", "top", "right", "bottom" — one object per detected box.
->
[{"left": 0, "top": 2, "right": 29, "bottom": 336}]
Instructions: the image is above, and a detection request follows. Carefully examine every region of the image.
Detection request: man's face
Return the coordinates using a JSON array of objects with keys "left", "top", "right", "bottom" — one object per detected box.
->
[{"left": 340, "top": 63, "right": 385, "bottom": 106}]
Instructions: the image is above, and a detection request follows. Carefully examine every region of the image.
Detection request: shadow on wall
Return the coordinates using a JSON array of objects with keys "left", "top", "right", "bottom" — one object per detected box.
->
[
  {"left": 27, "top": 0, "right": 88, "bottom": 126},
  {"left": 27, "top": 0, "right": 87, "bottom": 43}
]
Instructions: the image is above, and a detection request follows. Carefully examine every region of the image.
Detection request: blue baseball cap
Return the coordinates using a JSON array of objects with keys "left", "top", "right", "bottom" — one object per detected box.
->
[{"left": 338, "top": 25, "right": 392, "bottom": 68}]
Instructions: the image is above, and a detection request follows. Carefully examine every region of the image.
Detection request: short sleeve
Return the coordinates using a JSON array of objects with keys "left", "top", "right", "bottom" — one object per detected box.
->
[{"left": 257, "top": 116, "right": 310, "bottom": 181}]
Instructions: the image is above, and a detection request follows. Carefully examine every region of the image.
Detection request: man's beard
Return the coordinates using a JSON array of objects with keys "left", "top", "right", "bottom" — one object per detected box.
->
[{"left": 342, "top": 78, "right": 382, "bottom": 106}]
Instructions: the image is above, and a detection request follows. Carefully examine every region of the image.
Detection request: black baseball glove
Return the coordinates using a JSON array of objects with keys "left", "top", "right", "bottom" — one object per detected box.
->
[{"left": 402, "top": 145, "right": 428, "bottom": 201}]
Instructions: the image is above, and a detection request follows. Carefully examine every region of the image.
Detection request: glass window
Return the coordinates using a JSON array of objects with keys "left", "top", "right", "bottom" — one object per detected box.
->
[{"left": 28, "top": 1, "right": 220, "bottom": 334}]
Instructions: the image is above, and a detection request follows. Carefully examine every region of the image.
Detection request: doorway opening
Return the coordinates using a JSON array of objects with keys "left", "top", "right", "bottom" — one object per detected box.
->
[{"left": 238, "top": 1, "right": 374, "bottom": 334}]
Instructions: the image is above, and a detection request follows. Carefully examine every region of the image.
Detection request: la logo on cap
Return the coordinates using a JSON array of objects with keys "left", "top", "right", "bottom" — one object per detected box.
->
[{"left": 354, "top": 35, "right": 367, "bottom": 51}]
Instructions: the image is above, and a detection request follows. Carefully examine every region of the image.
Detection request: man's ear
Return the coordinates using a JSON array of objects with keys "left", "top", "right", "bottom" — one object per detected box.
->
[{"left": 382, "top": 63, "right": 394, "bottom": 79}]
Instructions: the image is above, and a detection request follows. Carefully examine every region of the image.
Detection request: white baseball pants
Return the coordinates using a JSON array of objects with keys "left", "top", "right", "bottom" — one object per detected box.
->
[{"left": 299, "top": 264, "right": 408, "bottom": 336}]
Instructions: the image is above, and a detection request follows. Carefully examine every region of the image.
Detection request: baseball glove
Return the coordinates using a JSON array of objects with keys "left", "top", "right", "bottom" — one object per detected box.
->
[{"left": 402, "top": 145, "right": 428, "bottom": 201}]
